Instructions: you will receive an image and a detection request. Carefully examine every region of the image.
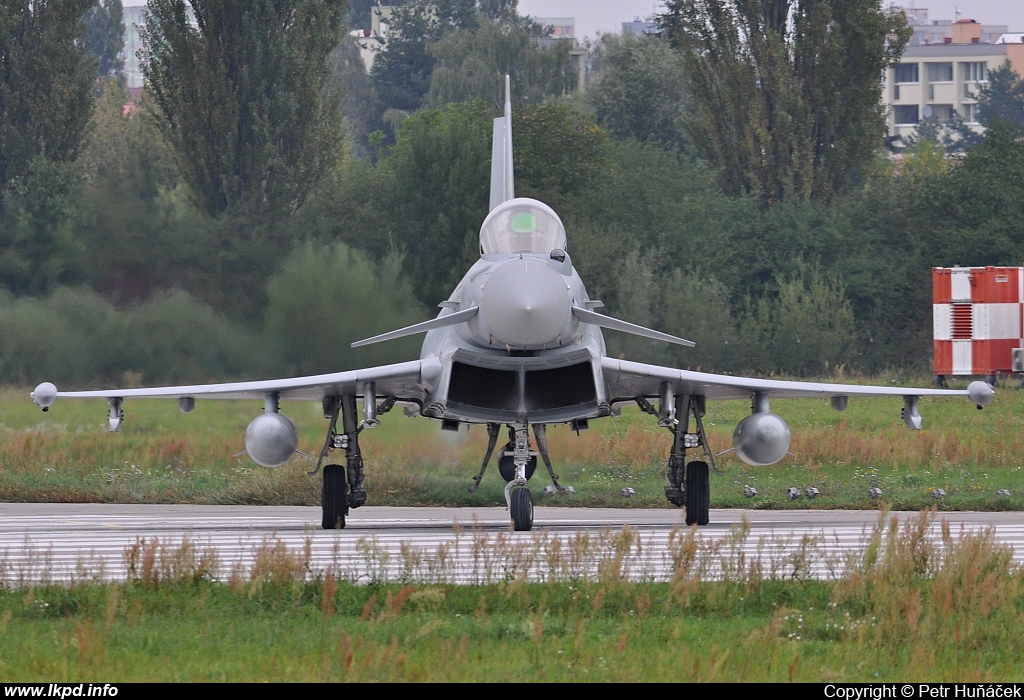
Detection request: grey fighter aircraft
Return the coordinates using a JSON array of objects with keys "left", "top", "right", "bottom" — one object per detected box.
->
[{"left": 31, "top": 79, "right": 994, "bottom": 531}]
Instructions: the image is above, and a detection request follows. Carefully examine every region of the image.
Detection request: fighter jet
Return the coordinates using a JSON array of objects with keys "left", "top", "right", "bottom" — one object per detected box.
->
[{"left": 31, "top": 78, "right": 994, "bottom": 531}]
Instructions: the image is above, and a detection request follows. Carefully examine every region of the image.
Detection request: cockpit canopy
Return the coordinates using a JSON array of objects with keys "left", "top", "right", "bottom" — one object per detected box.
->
[{"left": 479, "top": 198, "right": 567, "bottom": 255}]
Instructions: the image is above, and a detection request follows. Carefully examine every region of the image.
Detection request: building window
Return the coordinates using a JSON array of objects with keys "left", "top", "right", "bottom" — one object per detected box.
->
[
  {"left": 895, "top": 62, "right": 919, "bottom": 83},
  {"left": 928, "top": 62, "right": 953, "bottom": 82},
  {"left": 963, "top": 62, "right": 988, "bottom": 82},
  {"left": 963, "top": 103, "right": 980, "bottom": 124},
  {"left": 894, "top": 105, "right": 920, "bottom": 125}
]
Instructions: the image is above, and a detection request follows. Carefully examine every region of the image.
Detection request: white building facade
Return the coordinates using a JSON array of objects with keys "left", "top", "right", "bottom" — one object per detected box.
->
[{"left": 883, "top": 20, "right": 1024, "bottom": 141}]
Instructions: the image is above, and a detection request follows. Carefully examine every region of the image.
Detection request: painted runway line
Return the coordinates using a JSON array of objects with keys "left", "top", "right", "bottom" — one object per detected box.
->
[{"left": 1, "top": 505, "right": 1020, "bottom": 585}]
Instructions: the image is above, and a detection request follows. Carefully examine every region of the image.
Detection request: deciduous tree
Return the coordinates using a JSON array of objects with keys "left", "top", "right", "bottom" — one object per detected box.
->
[
  {"left": 427, "top": 21, "right": 576, "bottom": 110},
  {"left": 265, "top": 243, "right": 428, "bottom": 374},
  {"left": 370, "top": 2, "right": 439, "bottom": 112},
  {"left": 923, "top": 121, "right": 1024, "bottom": 266},
  {"left": 84, "top": 0, "right": 125, "bottom": 80},
  {"left": 330, "top": 35, "right": 384, "bottom": 156},
  {"left": 479, "top": 0, "right": 518, "bottom": 25},
  {"left": 587, "top": 32, "right": 689, "bottom": 150},
  {"left": 381, "top": 101, "right": 492, "bottom": 306},
  {"left": 660, "top": 0, "right": 910, "bottom": 206},
  {"left": 371, "top": 0, "right": 539, "bottom": 114},
  {"left": 0, "top": 0, "right": 95, "bottom": 293},
  {"left": 343, "top": 0, "right": 376, "bottom": 31},
  {"left": 976, "top": 61, "right": 1024, "bottom": 129},
  {"left": 513, "top": 104, "right": 606, "bottom": 210},
  {"left": 140, "top": 0, "right": 347, "bottom": 218},
  {"left": 0, "top": 0, "right": 95, "bottom": 198}
]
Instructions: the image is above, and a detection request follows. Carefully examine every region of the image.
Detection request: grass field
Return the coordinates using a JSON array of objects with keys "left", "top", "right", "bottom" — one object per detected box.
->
[
  {"left": 0, "top": 511, "right": 1022, "bottom": 681},
  {"left": 1, "top": 375, "right": 1022, "bottom": 511},
  {"left": 3, "top": 380, "right": 1024, "bottom": 681}
]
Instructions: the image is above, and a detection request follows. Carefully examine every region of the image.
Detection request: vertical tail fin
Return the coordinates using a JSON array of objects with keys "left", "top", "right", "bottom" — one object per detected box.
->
[{"left": 489, "top": 75, "right": 515, "bottom": 211}]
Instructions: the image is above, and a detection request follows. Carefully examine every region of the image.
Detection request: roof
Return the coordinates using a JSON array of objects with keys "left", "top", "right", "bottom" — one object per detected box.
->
[{"left": 902, "top": 44, "right": 1008, "bottom": 58}]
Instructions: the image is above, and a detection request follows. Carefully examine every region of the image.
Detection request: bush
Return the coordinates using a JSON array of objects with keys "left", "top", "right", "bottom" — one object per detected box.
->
[
  {"left": 263, "top": 242, "right": 429, "bottom": 374},
  {"left": 736, "top": 267, "right": 856, "bottom": 376},
  {"left": 0, "top": 287, "right": 265, "bottom": 386},
  {"left": 660, "top": 269, "right": 736, "bottom": 373}
]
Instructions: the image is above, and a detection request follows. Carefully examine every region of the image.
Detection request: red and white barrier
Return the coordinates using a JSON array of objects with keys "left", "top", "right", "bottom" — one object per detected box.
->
[{"left": 933, "top": 266, "right": 1023, "bottom": 378}]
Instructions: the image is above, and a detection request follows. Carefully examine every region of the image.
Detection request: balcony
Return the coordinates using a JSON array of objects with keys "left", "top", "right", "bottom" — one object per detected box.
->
[{"left": 929, "top": 82, "right": 957, "bottom": 102}]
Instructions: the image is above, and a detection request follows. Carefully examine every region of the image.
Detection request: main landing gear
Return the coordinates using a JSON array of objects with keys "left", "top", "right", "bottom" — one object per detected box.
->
[
  {"left": 640, "top": 389, "right": 714, "bottom": 526},
  {"left": 468, "top": 422, "right": 569, "bottom": 531},
  {"left": 315, "top": 393, "right": 393, "bottom": 529}
]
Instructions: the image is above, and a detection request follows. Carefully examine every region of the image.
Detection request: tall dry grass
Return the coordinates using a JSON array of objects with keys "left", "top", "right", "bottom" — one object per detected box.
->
[
  {"left": 1, "top": 510, "right": 1021, "bottom": 680},
  {"left": 2, "top": 383, "right": 1021, "bottom": 508}
]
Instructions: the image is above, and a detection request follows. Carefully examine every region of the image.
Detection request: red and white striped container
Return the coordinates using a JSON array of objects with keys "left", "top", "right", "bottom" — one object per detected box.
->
[{"left": 933, "top": 266, "right": 1023, "bottom": 379}]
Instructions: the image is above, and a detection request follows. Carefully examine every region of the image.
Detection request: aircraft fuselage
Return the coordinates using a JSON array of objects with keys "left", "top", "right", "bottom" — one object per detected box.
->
[{"left": 418, "top": 251, "right": 611, "bottom": 425}]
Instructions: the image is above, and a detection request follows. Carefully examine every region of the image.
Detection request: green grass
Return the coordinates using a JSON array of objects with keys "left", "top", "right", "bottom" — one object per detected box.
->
[
  {"left": 1, "top": 512, "right": 1022, "bottom": 681},
  {"left": 2, "top": 375, "right": 1023, "bottom": 510}
]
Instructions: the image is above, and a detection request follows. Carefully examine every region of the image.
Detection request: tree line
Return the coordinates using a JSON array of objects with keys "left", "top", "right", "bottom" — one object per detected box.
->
[{"left": 2, "top": 0, "right": 1024, "bottom": 387}]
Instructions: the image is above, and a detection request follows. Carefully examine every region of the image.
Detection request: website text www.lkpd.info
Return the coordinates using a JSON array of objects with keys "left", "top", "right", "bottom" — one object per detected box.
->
[{"left": 4, "top": 686, "right": 117, "bottom": 698}]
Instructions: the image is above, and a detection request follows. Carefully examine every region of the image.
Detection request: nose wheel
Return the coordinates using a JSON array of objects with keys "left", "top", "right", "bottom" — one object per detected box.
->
[
  {"left": 504, "top": 422, "right": 535, "bottom": 531},
  {"left": 510, "top": 487, "right": 534, "bottom": 531}
]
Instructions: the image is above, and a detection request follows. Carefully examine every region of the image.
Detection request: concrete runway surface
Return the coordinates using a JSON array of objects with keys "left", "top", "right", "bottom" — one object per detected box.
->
[{"left": 1, "top": 504, "right": 1021, "bottom": 585}]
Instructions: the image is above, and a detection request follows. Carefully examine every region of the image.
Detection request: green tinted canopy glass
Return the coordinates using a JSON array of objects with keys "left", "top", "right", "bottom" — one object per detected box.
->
[{"left": 510, "top": 212, "right": 536, "bottom": 233}]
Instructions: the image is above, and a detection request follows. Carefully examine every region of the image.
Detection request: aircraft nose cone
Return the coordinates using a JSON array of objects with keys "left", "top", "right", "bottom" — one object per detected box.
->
[{"left": 482, "top": 258, "right": 570, "bottom": 347}]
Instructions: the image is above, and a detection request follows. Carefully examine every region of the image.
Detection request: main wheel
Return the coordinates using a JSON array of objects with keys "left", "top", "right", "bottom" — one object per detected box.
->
[
  {"left": 510, "top": 488, "right": 534, "bottom": 532},
  {"left": 322, "top": 464, "right": 347, "bottom": 529},
  {"left": 684, "top": 460, "right": 710, "bottom": 526}
]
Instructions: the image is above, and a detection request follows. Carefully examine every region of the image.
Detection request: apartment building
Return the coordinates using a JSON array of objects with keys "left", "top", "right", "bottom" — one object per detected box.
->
[{"left": 884, "top": 19, "right": 1024, "bottom": 141}]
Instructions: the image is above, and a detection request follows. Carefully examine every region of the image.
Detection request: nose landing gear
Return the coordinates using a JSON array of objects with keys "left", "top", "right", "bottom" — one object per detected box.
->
[
  {"left": 503, "top": 422, "right": 534, "bottom": 531},
  {"left": 467, "top": 421, "right": 570, "bottom": 532}
]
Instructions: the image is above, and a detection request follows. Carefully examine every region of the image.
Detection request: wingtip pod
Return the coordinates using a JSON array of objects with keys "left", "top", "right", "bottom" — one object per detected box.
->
[
  {"left": 967, "top": 380, "right": 994, "bottom": 408},
  {"left": 32, "top": 382, "right": 57, "bottom": 411}
]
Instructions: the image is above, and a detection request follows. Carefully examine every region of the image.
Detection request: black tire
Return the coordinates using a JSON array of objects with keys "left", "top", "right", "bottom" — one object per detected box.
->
[
  {"left": 684, "top": 460, "right": 710, "bottom": 526},
  {"left": 322, "top": 464, "right": 347, "bottom": 529},
  {"left": 510, "top": 488, "right": 534, "bottom": 531},
  {"left": 498, "top": 447, "right": 537, "bottom": 482}
]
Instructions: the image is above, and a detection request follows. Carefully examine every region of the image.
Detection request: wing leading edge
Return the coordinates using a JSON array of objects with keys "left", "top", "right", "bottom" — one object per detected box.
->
[
  {"left": 33, "top": 359, "right": 440, "bottom": 406},
  {"left": 601, "top": 357, "right": 993, "bottom": 405}
]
